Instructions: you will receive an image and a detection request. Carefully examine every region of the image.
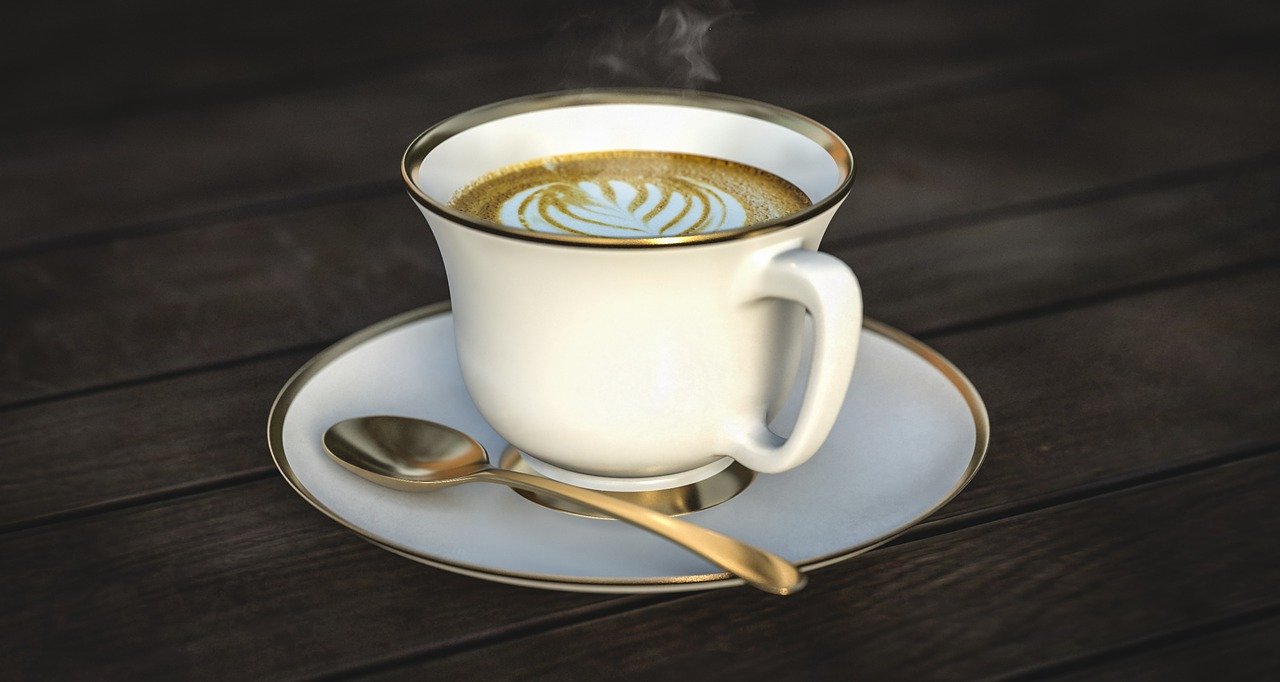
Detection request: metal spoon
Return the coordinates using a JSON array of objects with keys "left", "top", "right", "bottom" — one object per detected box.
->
[{"left": 323, "top": 415, "right": 806, "bottom": 595}]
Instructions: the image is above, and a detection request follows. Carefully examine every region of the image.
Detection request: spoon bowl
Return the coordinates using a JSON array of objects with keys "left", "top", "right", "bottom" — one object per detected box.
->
[{"left": 324, "top": 416, "right": 485, "bottom": 490}]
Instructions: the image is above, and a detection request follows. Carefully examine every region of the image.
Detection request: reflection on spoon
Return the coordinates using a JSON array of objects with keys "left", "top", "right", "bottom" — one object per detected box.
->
[{"left": 323, "top": 415, "right": 806, "bottom": 595}]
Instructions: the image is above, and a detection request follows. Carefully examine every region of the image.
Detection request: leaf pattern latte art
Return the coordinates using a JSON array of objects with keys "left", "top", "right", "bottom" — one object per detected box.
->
[
  {"left": 449, "top": 151, "right": 812, "bottom": 238},
  {"left": 499, "top": 178, "right": 747, "bottom": 237}
]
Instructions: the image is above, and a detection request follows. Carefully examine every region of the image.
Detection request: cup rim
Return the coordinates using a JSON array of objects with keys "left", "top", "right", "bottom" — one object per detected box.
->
[{"left": 401, "top": 88, "right": 856, "bottom": 249}]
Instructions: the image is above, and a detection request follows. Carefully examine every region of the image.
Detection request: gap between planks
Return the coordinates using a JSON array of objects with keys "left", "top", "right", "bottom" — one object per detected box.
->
[
  {"left": 3, "top": 152, "right": 1278, "bottom": 417},
  {"left": 311, "top": 443, "right": 1280, "bottom": 681},
  {"left": 823, "top": 151, "right": 1280, "bottom": 252},
  {"left": 9, "top": 0, "right": 1266, "bottom": 137},
  {"left": 2, "top": 259, "right": 1276, "bottom": 535},
  {"left": 2, "top": 30, "right": 1272, "bottom": 264},
  {"left": 994, "top": 602, "right": 1280, "bottom": 681}
]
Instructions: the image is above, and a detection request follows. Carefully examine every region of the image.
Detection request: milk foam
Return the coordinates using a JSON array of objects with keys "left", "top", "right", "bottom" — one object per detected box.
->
[
  {"left": 499, "top": 178, "right": 748, "bottom": 237},
  {"left": 450, "top": 151, "right": 811, "bottom": 238}
]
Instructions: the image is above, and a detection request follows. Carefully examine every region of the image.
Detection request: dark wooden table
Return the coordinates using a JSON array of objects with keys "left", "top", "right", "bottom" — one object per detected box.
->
[{"left": 4, "top": 1, "right": 1278, "bottom": 678}]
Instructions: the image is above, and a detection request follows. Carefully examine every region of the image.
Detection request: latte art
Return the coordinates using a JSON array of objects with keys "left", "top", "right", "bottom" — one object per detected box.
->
[
  {"left": 501, "top": 176, "right": 747, "bottom": 237},
  {"left": 450, "top": 151, "right": 811, "bottom": 238}
]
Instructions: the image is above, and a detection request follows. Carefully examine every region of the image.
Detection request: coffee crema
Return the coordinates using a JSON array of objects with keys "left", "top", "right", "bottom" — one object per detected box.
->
[{"left": 449, "top": 151, "right": 811, "bottom": 238}]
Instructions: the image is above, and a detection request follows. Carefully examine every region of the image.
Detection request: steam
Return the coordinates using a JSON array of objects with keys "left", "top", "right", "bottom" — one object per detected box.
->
[{"left": 556, "top": 1, "right": 737, "bottom": 89}]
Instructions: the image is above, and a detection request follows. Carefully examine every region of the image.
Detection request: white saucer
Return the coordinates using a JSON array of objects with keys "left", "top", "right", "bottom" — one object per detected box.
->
[{"left": 268, "top": 303, "right": 988, "bottom": 593}]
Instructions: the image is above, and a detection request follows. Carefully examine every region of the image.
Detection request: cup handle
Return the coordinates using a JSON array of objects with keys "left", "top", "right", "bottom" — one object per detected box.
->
[{"left": 729, "top": 248, "right": 862, "bottom": 473}]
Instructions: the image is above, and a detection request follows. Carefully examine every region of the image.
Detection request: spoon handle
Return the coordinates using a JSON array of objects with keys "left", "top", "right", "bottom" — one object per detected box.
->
[{"left": 473, "top": 467, "right": 806, "bottom": 595}]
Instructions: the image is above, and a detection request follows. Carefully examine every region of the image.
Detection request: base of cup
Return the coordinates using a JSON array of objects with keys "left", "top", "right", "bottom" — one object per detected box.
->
[
  {"left": 516, "top": 452, "right": 738, "bottom": 492},
  {"left": 499, "top": 446, "right": 755, "bottom": 517}
]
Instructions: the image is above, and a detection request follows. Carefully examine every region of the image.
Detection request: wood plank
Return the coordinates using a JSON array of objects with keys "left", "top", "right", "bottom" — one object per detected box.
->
[
  {"left": 2, "top": 429, "right": 1275, "bottom": 678},
  {"left": 848, "top": 163, "right": 1280, "bottom": 333},
  {"left": 7, "top": 3, "right": 1276, "bottom": 676},
  {"left": 4, "top": 0, "right": 572, "bottom": 129},
  {"left": 12, "top": 0, "right": 1276, "bottom": 128},
  {"left": 0, "top": 477, "right": 628, "bottom": 680},
  {"left": 1, "top": 198, "right": 449, "bottom": 407},
  {"left": 3, "top": 6, "right": 1277, "bottom": 252},
  {"left": 7, "top": 165, "right": 1280, "bottom": 527},
  {"left": 0, "top": 355, "right": 303, "bottom": 530},
  {"left": 4, "top": 54, "right": 1280, "bottom": 407},
  {"left": 3, "top": 233, "right": 1278, "bottom": 585},
  {"left": 361, "top": 452, "right": 1280, "bottom": 681},
  {"left": 1054, "top": 615, "right": 1280, "bottom": 681},
  {"left": 831, "top": 42, "right": 1280, "bottom": 239}
]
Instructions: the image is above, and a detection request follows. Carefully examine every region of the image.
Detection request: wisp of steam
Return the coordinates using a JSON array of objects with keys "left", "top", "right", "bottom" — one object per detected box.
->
[{"left": 556, "top": 1, "right": 737, "bottom": 89}]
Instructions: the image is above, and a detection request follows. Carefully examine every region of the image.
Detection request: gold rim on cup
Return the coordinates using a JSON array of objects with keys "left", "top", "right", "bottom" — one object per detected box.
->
[{"left": 400, "top": 88, "right": 856, "bottom": 249}]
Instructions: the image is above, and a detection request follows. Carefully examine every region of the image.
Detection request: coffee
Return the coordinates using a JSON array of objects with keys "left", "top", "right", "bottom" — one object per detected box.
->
[{"left": 449, "top": 150, "right": 810, "bottom": 238}]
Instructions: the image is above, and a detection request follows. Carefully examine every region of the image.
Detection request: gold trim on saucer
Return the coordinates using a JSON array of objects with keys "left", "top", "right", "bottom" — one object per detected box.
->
[
  {"left": 498, "top": 445, "right": 755, "bottom": 518},
  {"left": 267, "top": 305, "right": 989, "bottom": 593},
  {"left": 400, "top": 89, "right": 856, "bottom": 249}
]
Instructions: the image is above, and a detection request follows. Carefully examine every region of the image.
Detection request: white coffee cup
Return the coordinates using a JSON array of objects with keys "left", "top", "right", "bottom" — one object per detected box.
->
[{"left": 402, "top": 89, "right": 860, "bottom": 492}]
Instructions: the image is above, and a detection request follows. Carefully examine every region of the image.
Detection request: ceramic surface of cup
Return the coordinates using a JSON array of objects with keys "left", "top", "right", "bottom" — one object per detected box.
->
[{"left": 403, "top": 90, "right": 861, "bottom": 492}]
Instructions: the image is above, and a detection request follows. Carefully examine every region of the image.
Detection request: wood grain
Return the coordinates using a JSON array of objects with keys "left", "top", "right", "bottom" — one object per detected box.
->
[
  {"left": 0, "top": 356, "right": 303, "bottom": 529},
  {"left": 847, "top": 164, "right": 1280, "bottom": 333},
  {"left": 3, "top": 8, "right": 1277, "bottom": 252},
  {"left": 4, "top": 0, "right": 570, "bottom": 128},
  {"left": 2, "top": 266, "right": 1278, "bottom": 679},
  {"left": 361, "top": 452, "right": 1280, "bottom": 681},
  {"left": 9, "top": 0, "right": 1278, "bottom": 130},
  {"left": 6, "top": 1, "right": 1278, "bottom": 676},
  {"left": 4, "top": 56, "right": 1280, "bottom": 407},
  {"left": 3, "top": 168, "right": 1279, "bottom": 528},
  {"left": 1, "top": 198, "right": 449, "bottom": 407},
  {"left": 1051, "top": 614, "right": 1280, "bottom": 681},
  {"left": 0, "top": 477, "right": 628, "bottom": 680},
  {"left": 3, "top": 435, "right": 1274, "bottom": 678},
  {"left": 830, "top": 43, "right": 1280, "bottom": 240}
]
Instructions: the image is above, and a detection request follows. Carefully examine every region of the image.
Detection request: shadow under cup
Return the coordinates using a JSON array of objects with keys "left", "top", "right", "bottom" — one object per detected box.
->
[{"left": 402, "top": 90, "right": 856, "bottom": 492}]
